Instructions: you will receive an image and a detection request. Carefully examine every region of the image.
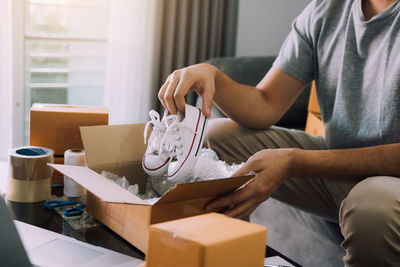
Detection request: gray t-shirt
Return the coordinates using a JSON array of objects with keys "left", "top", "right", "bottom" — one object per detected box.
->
[{"left": 274, "top": 0, "right": 400, "bottom": 149}]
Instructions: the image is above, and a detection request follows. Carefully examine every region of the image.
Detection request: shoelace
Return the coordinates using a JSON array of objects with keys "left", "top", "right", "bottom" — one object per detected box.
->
[
  {"left": 143, "top": 110, "right": 166, "bottom": 150},
  {"left": 159, "top": 114, "right": 194, "bottom": 161}
]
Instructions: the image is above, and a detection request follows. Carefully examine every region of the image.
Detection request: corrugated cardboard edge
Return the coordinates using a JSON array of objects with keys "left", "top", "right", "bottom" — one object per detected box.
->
[{"left": 154, "top": 175, "right": 254, "bottom": 205}]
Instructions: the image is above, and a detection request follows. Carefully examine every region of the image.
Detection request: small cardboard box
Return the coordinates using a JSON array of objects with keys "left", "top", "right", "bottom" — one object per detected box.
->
[
  {"left": 30, "top": 103, "right": 109, "bottom": 156},
  {"left": 50, "top": 123, "right": 253, "bottom": 253},
  {"left": 145, "top": 213, "right": 267, "bottom": 267}
]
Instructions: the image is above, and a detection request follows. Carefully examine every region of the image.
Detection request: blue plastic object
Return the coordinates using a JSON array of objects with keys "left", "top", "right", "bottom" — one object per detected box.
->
[
  {"left": 63, "top": 203, "right": 86, "bottom": 217},
  {"left": 44, "top": 200, "right": 85, "bottom": 217}
]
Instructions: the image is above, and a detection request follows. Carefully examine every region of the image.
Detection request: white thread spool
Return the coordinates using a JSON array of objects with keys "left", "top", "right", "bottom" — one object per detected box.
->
[{"left": 64, "top": 149, "right": 87, "bottom": 197}]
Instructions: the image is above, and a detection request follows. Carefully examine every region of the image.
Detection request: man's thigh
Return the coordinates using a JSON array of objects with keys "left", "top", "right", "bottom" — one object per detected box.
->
[
  {"left": 204, "top": 118, "right": 356, "bottom": 222},
  {"left": 204, "top": 118, "right": 326, "bottom": 163}
]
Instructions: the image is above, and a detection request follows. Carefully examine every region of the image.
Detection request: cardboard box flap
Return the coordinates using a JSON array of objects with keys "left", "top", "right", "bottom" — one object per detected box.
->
[
  {"left": 49, "top": 164, "right": 147, "bottom": 205},
  {"left": 154, "top": 175, "right": 254, "bottom": 205},
  {"left": 80, "top": 124, "right": 148, "bottom": 169}
]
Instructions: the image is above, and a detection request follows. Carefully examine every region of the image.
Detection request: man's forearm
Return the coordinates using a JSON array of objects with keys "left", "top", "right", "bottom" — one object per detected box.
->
[
  {"left": 213, "top": 70, "right": 274, "bottom": 128},
  {"left": 293, "top": 143, "right": 400, "bottom": 180},
  {"left": 212, "top": 65, "right": 307, "bottom": 129}
]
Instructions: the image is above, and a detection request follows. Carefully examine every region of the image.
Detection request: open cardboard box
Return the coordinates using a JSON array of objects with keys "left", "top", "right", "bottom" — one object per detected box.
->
[{"left": 50, "top": 123, "right": 253, "bottom": 253}]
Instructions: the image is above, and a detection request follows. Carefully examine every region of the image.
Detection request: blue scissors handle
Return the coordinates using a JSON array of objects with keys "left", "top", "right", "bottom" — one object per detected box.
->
[
  {"left": 45, "top": 200, "right": 77, "bottom": 209},
  {"left": 63, "top": 203, "right": 86, "bottom": 217}
]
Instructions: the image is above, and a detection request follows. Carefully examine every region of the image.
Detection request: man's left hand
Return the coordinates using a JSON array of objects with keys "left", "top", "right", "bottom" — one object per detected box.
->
[{"left": 205, "top": 148, "right": 299, "bottom": 218}]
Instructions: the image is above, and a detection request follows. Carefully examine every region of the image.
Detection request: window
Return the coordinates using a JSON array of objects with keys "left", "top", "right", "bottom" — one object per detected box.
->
[{"left": 23, "top": 0, "right": 110, "bottom": 144}]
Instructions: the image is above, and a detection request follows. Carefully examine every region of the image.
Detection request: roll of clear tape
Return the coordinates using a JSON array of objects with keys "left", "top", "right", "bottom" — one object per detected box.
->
[
  {"left": 64, "top": 149, "right": 87, "bottom": 197},
  {"left": 7, "top": 146, "right": 54, "bottom": 203},
  {"left": 6, "top": 178, "right": 52, "bottom": 203}
]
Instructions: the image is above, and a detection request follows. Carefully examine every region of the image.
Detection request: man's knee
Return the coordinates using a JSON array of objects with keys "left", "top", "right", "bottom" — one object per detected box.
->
[
  {"left": 203, "top": 118, "right": 257, "bottom": 163},
  {"left": 339, "top": 176, "right": 400, "bottom": 266},
  {"left": 204, "top": 118, "right": 251, "bottom": 147},
  {"left": 204, "top": 118, "right": 232, "bottom": 148}
]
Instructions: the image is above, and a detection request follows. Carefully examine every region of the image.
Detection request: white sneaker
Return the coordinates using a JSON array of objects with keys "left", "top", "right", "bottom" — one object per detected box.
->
[
  {"left": 160, "top": 104, "right": 207, "bottom": 182},
  {"left": 142, "top": 110, "right": 172, "bottom": 176}
]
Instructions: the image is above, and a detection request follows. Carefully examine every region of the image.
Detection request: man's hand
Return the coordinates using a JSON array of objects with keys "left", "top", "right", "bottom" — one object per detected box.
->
[
  {"left": 158, "top": 63, "right": 219, "bottom": 117},
  {"left": 205, "top": 148, "right": 298, "bottom": 218},
  {"left": 158, "top": 64, "right": 306, "bottom": 129}
]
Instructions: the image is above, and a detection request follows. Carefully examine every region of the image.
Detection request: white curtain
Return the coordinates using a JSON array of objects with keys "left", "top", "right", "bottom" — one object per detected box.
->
[
  {"left": 104, "top": 0, "right": 163, "bottom": 124},
  {"left": 104, "top": 0, "right": 238, "bottom": 124},
  {"left": 0, "top": 0, "right": 13, "bottom": 160}
]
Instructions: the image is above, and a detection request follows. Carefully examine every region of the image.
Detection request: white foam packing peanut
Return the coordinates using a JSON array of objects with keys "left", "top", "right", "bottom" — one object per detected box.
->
[
  {"left": 191, "top": 148, "right": 244, "bottom": 180},
  {"left": 101, "top": 148, "right": 245, "bottom": 200},
  {"left": 100, "top": 170, "right": 159, "bottom": 203}
]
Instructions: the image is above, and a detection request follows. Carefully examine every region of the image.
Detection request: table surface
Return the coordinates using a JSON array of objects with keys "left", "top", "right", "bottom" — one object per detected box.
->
[
  {"left": 2, "top": 171, "right": 301, "bottom": 267},
  {"left": 37, "top": 210, "right": 301, "bottom": 266}
]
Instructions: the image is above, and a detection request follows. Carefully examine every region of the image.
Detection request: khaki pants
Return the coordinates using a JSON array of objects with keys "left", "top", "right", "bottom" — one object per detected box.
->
[{"left": 204, "top": 118, "right": 400, "bottom": 267}]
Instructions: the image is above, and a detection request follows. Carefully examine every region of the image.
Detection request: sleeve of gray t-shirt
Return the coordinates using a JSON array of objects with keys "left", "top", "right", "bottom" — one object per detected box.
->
[{"left": 273, "top": 0, "right": 316, "bottom": 84}]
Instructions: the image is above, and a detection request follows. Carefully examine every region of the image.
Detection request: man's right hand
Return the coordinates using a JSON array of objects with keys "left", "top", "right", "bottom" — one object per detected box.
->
[
  {"left": 158, "top": 63, "right": 219, "bottom": 118},
  {"left": 159, "top": 64, "right": 306, "bottom": 129}
]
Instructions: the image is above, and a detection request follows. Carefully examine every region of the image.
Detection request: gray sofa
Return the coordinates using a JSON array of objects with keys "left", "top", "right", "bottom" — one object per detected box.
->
[{"left": 191, "top": 57, "right": 345, "bottom": 266}]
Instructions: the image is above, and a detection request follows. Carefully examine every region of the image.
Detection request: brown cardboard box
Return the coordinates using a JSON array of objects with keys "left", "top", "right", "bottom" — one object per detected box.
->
[
  {"left": 30, "top": 103, "right": 109, "bottom": 156},
  {"left": 308, "top": 82, "right": 321, "bottom": 115},
  {"left": 305, "top": 112, "right": 325, "bottom": 136},
  {"left": 52, "top": 157, "right": 64, "bottom": 184},
  {"left": 30, "top": 103, "right": 108, "bottom": 184},
  {"left": 305, "top": 82, "right": 325, "bottom": 136},
  {"left": 50, "top": 123, "right": 253, "bottom": 253},
  {"left": 145, "top": 213, "right": 267, "bottom": 267}
]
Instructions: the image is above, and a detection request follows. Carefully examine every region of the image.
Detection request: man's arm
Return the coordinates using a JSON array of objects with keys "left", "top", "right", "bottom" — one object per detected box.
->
[
  {"left": 205, "top": 143, "right": 400, "bottom": 219},
  {"left": 158, "top": 63, "right": 307, "bottom": 129},
  {"left": 296, "top": 143, "right": 400, "bottom": 180},
  {"left": 213, "top": 65, "right": 307, "bottom": 129}
]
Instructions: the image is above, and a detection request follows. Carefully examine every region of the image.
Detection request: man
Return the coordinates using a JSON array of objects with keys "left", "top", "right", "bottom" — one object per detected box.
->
[{"left": 158, "top": 0, "right": 400, "bottom": 266}]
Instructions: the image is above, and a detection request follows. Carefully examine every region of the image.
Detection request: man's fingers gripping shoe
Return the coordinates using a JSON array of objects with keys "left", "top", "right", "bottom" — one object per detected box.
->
[
  {"left": 142, "top": 110, "right": 170, "bottom": 176},
  {"left": 160, "top": 104, "right": 207, "bottom": 182}
]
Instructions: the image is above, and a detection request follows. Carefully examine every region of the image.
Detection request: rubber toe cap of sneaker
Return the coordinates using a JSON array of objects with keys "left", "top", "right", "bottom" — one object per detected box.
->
[{"left": 142, "top": 154, "right": 169, "bottom": 176}]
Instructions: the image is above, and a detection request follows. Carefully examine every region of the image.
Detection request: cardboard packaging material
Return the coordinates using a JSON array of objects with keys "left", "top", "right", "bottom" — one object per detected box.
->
[
  {"left": 50, "top": 123, "right": 253, "bottom": 253},
  {"left": 145, "top": 213, "right": 267, "bottom": 267},
  {"left": 30, "top": 103, "right": 108, "bottom": 184},
  {"left": 308, "top": 82, "right": 321, "bottom": 115},
  {"left": 305, "top": 82, "right": 325, "bottom": 136},
  {"left": 52, "top": 157, "right": 64, "bottom": 184},
  {"left": 305, "top": 112, "right": 325, "bottom": 137}
]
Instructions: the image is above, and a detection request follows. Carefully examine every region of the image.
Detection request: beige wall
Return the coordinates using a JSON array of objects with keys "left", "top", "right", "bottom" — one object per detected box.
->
[{"left": 236, "top": 0, "right": 310, "bottom": 57}]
